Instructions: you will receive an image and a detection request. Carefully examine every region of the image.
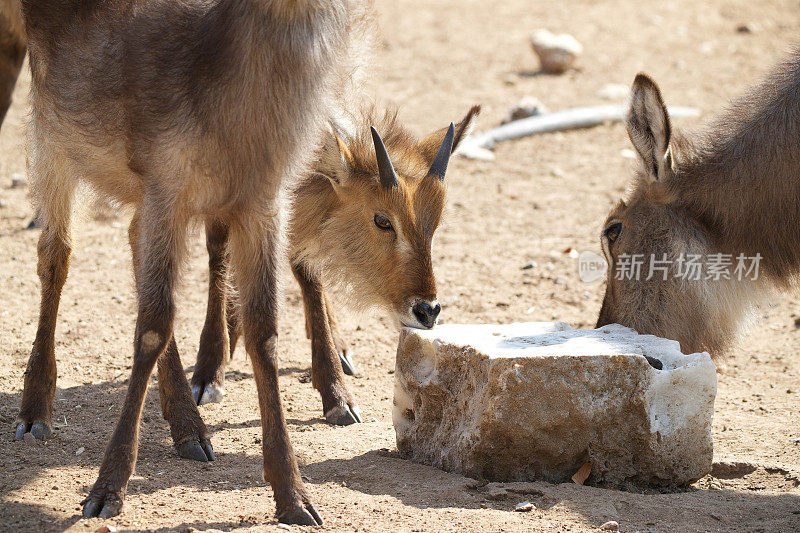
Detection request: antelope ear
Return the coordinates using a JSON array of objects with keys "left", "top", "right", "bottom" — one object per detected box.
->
[
  {"left": 418, "top": 105, "right": 481, "bottom": 164},
  {"left": 316, "top": 122, "right": 355, "bottom": 187},
  {"left": 626, "top": 74, "right": 675, "bottom": 183}
]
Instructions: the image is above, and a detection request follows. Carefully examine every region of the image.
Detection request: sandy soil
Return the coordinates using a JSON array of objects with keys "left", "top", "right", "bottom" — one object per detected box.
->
[{"left": 2, "top": 1, "right": 800, "bottom": 531}]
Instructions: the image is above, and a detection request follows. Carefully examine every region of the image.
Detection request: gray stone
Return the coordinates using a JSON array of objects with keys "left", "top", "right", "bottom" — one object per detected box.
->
[{"left": 393, "top": 322, "right": 716, "bottom": 487}]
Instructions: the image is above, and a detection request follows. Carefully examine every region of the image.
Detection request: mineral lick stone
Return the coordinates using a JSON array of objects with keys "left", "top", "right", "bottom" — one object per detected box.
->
[{"left": 393, "top": 322, "right": 716, "bottom": 487}]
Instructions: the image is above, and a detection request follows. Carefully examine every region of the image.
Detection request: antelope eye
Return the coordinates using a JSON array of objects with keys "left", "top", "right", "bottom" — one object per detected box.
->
[
  {"left": 374, "top": 213, "right": 393, "bottom": 231},
  {"left": 604, "top": 222, "right": 622, "bottom": 245}
]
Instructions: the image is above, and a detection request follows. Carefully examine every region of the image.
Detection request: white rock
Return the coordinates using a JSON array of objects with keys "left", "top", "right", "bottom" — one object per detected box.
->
[
  {"left": 515, "top": 501, "right": 535, "bottom": 512},
  {"left": 394, "top": 322, "right": 717, "bottom": 487},
  {"left": 10, "top": 173, "right": 27, "bottom": 188},
  {"left": 456, "top": 142, "right": 496, "bottom": 161},
  {"left": 530, "top": 30, "right": 583, "bottom": 74},
  {"left": 596, "top": 83, "right": 630, "bottom": 101},
  {"left": 600, "top": 521, "right": 619, "bottom": 531},
  {"left": 501, "top": 96, "right": 549, "bottom": 125}
]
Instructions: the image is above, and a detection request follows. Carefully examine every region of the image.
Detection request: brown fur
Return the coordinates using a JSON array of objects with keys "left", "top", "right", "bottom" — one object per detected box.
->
[
  {"left": 597, "top": 52, "right": 800, "bottom": 355},
  {"left": 192, "top": 106, "right": 481, "bottom": 424},
  {"left": 0, "top": 0, "right": 25, "bottom": 127},
  {"left": 16, "top": 0, "right": 373, "bottom": 525}
]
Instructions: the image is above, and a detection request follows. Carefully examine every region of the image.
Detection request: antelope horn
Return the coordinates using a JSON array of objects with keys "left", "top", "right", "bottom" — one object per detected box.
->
[
  {"left": 428, "top": 122, "right": 455, "bottom": 180},
  {"left": 370, "top": 126, "right": 398, "bottom": 189}
]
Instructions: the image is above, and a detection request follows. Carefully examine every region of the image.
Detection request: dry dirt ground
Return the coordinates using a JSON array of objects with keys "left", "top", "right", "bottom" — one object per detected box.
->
[{"left": 2, "top": 1, "right": 800, "bottom": 532}]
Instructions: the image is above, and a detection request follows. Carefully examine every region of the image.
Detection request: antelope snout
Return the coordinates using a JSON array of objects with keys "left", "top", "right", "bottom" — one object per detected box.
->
[{"left": 411, "top": 299, "right": 441, "bottom": 329}]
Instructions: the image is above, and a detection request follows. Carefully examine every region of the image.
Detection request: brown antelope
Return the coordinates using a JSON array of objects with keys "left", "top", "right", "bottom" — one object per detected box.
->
[
  {"left": 191, "top": 107, "right": 481, "bottom": 427},
  {"left": 596, "top": 54, "right": 800, "bottom": 356},
  {"left": 0, "top": 0, "right": 25, "bottom": 128},
  {"left": 15, "top": 0, "right": 380, "bottom": 525}
]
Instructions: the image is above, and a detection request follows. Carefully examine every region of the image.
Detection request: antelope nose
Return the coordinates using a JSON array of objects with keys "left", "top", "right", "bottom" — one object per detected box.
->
[{"left": 412, "top": 300, "right": 440, "bottom": 329}]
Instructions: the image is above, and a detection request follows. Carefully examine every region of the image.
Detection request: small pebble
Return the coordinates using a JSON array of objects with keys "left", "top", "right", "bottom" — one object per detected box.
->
[
  {"left": 501, "top": 96, "right": 548, "bottom": 124},
  {"left": 521, "top": 261, "right": 537, "bottom": 270},
  {"left": 736, "top": 22, "right": 760, "bottom": 33},
  {"left": 600, "top": 521, "right": 619, "bottom": 531},
  {"left": 596, "top": 84, "right": 629, "bottom": 101},
  {"left": 75, "top": 446, "right": 85, "bottom": 455},
  {"left": 530, "top": 29, "right": 582, "bottom": 74},
  {"left": 515, "top": 501, "right": 535, "bottom": 512},
  {"left": 95, "top": 526, "right": 117, "bottom": 533},
  {"left": 699, "top": 42, "right": 715, "bottom": 55},
  {"left": 10, "top": 173, "right": 27, "bottom": 188},
  {"left": 276, "top": 524, "right": 292, "bottom": 531},
  {"left": 441, "top": 295, "right": 459, "bottom": 305}
]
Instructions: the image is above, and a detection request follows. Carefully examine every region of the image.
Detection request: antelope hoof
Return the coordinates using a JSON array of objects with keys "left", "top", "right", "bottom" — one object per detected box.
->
[
  {"left": 177, "top": 437, "right": 215, "bottom": 462},
  {"left": 324, "top": 403, "right": 362, "bottom": 426},
  {"left": 15, "top": 421, "right": 52, "bottom": 441},
  {"left": 278, "top": 501, "right": 323, "bottom": 526},
  {"left": 191, "top": 383, "right": 226, "bottom": 405},
  {"left": 339, "top": 350, "right": 357, "bottom": 376},
  {"left": 81, "top": 489, "right": 124, "bottom": 518}
]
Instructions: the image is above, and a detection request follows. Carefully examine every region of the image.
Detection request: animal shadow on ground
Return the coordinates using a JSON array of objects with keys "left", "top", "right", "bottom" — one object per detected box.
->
[
  {"left": 2, "top": 378, "right": 800, "bottom": 532},
  {"left": 305, "top": 451, "right": 800, "bottom": 531},
  {"left": 0, "top": 365, "right": 310, "bottom": 531}
]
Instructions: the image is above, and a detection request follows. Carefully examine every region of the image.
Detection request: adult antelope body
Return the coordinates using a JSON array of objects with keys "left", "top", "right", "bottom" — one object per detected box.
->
[
  {"left": 14, "top": 0, "right": 382, "bottom": 524},
  {"left": 191, "top": 107, "right": 481, "bottom": 425},
  {"left": 0, "top": 0, "right": 24, "bottom": 128},
  {"left": 597, "top": 52, "right": 800, "bottom": 356}
]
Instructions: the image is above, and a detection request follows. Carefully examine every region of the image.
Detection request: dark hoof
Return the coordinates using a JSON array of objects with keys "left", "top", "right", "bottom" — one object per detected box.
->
[
  {"left": 15, "top": 421, "right": 52, "bottom": 440},
  {"left": 177, "top": 438, "right": 215, "bottom": 462},
  {"left": 278, "top": 502, "right": 323, "bottom": 526},
  {"left": 81, "top": 490, "right": 124, "bottom": 518},
  {"left": 339, "top": 351, "right": 357, "bottom": 376},
  {"left": 191, "top": 383, "right": 226, "bottom": 405},
  {"left": 324, "top": 404, "right": 362, "bottom": 426}
]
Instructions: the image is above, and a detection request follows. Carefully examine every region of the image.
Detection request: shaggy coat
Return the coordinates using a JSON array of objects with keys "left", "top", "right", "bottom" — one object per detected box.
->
[
  {"left": 597, "top": 51, "right": 800, "bottom": 355},
  {"left": 0, "top": 0, "right": 25, "bottom": 126},
  {"left": 16, "top": 0, "right": 370, "bottom": 525},
  {"left": 191, "top": 107, "right": 481, "bottom": 426}
]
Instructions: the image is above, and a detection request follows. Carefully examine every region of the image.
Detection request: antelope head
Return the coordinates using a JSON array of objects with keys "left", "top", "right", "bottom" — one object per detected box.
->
[{"left": 309, "top": 106, "right": 480, "bottom": 329}]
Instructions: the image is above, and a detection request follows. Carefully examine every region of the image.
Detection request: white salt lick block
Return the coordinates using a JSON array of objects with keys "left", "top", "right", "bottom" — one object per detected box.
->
[{"left": 393, "top": 322, "right": 717, "bottom": 487}]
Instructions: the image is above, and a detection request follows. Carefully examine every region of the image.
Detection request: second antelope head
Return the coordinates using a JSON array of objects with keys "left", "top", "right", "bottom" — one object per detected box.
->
[{"left": 299, "top": 106, "right": 480, "bottom": 329}]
